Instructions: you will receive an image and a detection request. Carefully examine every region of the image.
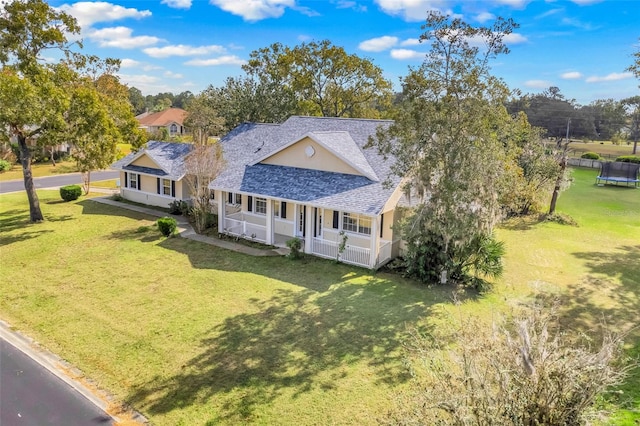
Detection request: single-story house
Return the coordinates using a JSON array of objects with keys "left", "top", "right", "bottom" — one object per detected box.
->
[
  {"left": 136, "top": 108, "right": 187, "bottom": 137},
  {"left": 208, "top": 116, "right": 405, "bottom": 269},
  {"left": 111, "top": 141, "right": 193, "bottom": 208}
]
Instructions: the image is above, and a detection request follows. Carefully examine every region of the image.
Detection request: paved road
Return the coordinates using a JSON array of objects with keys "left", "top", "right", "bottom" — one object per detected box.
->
[
  {"left": 0, "top": 338, "right": 114, "bottom": 426},
  {"left": 0, "top": 170, "right": 119, "bottom": 194}
]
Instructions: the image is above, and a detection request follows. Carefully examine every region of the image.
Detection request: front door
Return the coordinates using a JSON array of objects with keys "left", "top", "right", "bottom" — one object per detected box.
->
[{"left": 297, "top": 205, "right": 306, "bottom": 237}]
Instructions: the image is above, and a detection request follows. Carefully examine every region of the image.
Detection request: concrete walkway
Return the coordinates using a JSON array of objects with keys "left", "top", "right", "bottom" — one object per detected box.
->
[{"left": 91, "top": 196, "right": 290, "bottom": 257}]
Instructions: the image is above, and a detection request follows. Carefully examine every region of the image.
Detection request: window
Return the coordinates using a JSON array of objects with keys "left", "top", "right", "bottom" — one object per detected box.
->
[
  {"left": 342, "top": 212, "right": 371, "bottom": 235},
  {"left": 227, "top": 192, "right": 242, "bottom": 205},
  {"left": 162, "top": 179, "right": 171, "bottom": 196},
  {"left": 169, "top": 123, "right": 178, "bottom": 136},
  {"left": 255, "top": 197, "right": 267, "bottom": 215},
  {"left": 129, "top": 173, "right": 138, "bottom": 190},
  {"left": 273, "top": 201, "right": 280, "bottom": 218}
]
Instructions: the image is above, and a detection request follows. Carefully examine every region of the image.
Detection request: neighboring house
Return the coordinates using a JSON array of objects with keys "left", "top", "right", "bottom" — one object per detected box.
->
[
  {"left": 209, "top": 116, "right": 405, "bottom": 269},
  {"left": 111, "top": 141, "right": 193, "bottom": 208},
  {"left": 136, "top": 108, "right": 187, "bottom": 137}
]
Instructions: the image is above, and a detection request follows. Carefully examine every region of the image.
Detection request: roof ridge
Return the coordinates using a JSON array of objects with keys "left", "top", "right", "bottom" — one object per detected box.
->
[{"left": 287, "top": 115, "right": 393, "bottom": 123}]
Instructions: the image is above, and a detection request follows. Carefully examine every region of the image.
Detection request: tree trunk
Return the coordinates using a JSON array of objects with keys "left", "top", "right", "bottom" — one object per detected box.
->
[
  {"left": 81, "top": 170, "right": 91, "bottom": 195},
  {"left": 49, "top": 146, "right": 56, "bottom": 166},
  {"left": 18, "top": 135, "right": 44, "bottom": 222},
  {"left": 633, "top": 138, "right": 638, "bottom": 155},
  {"left": 548, "top": 157, "right": 566, "bottom": 215}
]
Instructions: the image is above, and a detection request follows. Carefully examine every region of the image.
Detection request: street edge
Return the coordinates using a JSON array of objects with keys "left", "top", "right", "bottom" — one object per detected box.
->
[{"left": 0, "top": 319, "right": 148, "bottom": 425}]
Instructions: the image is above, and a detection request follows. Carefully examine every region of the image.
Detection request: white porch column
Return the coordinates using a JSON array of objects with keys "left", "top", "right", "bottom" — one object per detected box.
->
[
  {"left": 216, "top": 190, "right": 225, "bottom": 234},
  {"left": 369, "top": 214, "right": 380, "bottom": 268},
  {"left": 265, "top": 198, "right": 273, "bottom": 245},
  {"left": 304, "top": 205, "right": 313, "bottom": 254}
]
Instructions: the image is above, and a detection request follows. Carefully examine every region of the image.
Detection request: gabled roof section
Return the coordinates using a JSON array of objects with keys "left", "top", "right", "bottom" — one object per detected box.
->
[
  {"left": 210, "top": 116, "right": 400, "bottom": 216},
  {"left": 252, "top": 130, "right": 378, "bottom": 181},
  {"left": 111, "top": 141, "right": 194, "bottom": 180},
  {"left": 137, "top": 108, "right": 186, "bottom": 127}
]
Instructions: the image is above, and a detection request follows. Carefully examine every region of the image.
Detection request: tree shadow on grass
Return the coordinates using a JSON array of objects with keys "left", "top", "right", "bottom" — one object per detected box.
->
[
  {"left": 0, "top": 209, "right": 54, "bottom": 245},
  {"left": 534, "top": 245, "right": 640, "bottom": 415},
  {"left": 126, "top": 279, "right": 448, "bottom": 423},
  {"left": 125, "top": 237, "right": 467, "bottom": 423}
]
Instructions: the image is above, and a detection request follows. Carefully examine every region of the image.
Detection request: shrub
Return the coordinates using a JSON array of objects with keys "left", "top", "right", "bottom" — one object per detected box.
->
[
  {"left": 286, "top": 237, "right": 303, "bottom": 259},
  {"left": 390, "top": 306, "right": 631, "bottom": 425},
  {"left": 0, "top": 159, "right": 11, "bottom": 172},
  {"left": 59, "top": 185, "right": 82, "bottom": 201},
  {"left": 580, "top": 151, "right": 600, "bottom": 160},
  {"left": 544, "top": 212, "right": 578, "bottom": 226},
  {"left": 168, "top": 200, "right": 189, "bottom": 215},
  {"left": 615, "top": 155, "right": 640, "bottom": 164},
  {"left": 157, "top": 217, "right": 178, "bottom": 237}
]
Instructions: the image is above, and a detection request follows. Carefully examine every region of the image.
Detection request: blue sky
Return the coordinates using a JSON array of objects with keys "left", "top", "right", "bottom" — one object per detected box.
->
[{"left": 46, "top": 0, "right": 639, "bottom": 105}]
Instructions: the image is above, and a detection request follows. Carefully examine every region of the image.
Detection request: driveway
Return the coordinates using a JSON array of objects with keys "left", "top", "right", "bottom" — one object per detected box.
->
[{"left": 0, "top": 170, "right": 119, "bottom": 194}]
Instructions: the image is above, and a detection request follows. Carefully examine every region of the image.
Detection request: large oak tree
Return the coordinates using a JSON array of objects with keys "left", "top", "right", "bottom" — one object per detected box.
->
[{"left": 0, "top": 0, "right": 142, "bottom": 220}]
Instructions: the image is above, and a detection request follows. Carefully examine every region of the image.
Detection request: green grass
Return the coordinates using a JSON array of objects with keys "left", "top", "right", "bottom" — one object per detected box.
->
[
  {"left": 92, "top": 179, "right": 118, "bottom": 189},
  {"left": 0, "top": 170, "right": 638, "bottom": 424},
  {"left": 0, "top": 161, "right": 79, "bottom": 181},
  {"left": 559, "top": 141, "right": 637, "bottom": 160}
]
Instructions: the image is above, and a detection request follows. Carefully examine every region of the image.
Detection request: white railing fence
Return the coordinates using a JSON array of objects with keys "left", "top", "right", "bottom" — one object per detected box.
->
[
  {"left": 311, "top": 238, "right": 371, "bottom": 268},
  {"left": 376, "top": 240, "right": 392, "bottom": 267},
  {"left": 224, "top": 216, "right": 267, "bottom": 243}
]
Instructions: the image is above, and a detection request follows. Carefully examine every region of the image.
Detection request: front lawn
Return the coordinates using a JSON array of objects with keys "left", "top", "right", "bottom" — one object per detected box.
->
[
  {"left": 0, "top": 161, "right": 79, "bottom": 181},
  {"left": 0, "top": 168, "right": 638, "bottom": 424}
]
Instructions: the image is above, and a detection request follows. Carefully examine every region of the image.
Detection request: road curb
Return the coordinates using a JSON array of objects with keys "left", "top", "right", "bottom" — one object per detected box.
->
[{"left": 0, "top": 319, "right": 147, "bottom": 425}]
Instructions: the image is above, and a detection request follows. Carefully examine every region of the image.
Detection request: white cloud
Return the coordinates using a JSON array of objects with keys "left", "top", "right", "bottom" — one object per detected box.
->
[
  {"left": 87, "top": 27, "right": 162, "bottom": 49},
  {"left": 143, "top": 44, "right": 227, "bottom": 58},
  {"left": 561, "top": 71, "right": 583, "bottom": 80},
  {"left": 494, "top": 0, "right": 530, "bottom": 7},
  {"left": 209, "top": 0, "right": 295, "bottom": 21},
  {"left": 120, "top": 58, "right": 141, "bottom": 68},
  {"left": 503, "top": 33, "right": 528, "bottom": 44},
  {"left": 359, "top": 36, "right": 399, "bottom": 52},
  {"left": 570, "top": 0, "right": 603, "bottom": 4},
  {"left": 294, "top": 5, "right": 320, "bottom": 17},
  {"left": 390, "top": 49, "right": 425, "bottom": 60},
  {"left": 117, "top": 73, "right": 160, "bottom": 85},
  {"left": 333, "top": 0, "right": 367, "bottom": 12},
  {"left": 119, "top": 58, "right": 162, "bottom": 71},
  {"left": 585, "top": 72, "right": 633, "bottom": 83},
  {"left": 525, "top": 79, "right": 553, "bottom": 89},
  {"left": 475, "top": 12, "right": 495, "bottom": 23},
  {"left": 184, "top": 55, "right": 247, "bottom": 66},
  {"left": 400, "top": 38, "right": 421, "bottom": 46},
  {"left": 162, "top": 0, "right": 192, "bottom": 9},
  {"left": 58, "top": 2, "right": 151, "bottom": 28},
  {"left": 374, "top": 0, "right": 452, "bottom": 22},
  {"left": 164, "top": 71, "right": 184, "bottom": 79}
]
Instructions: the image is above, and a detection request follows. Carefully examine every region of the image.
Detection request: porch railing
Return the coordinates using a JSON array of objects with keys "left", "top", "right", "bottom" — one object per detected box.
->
[
  {"left": 377, "top": 240, "right": 392, "bottom": 267},
  {"left": 311, "top": 238, "right": 371, "bottom": 268},
  {"left": 223, "top": 216, "right": 267, "bottom": 243}
]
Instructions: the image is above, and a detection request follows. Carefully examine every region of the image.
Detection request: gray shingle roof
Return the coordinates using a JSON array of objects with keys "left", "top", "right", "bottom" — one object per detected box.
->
[
  {"left": 111, "top": 141, "right": 193, "bottom": 180},
  {"left": 210, "top": 116, "right": 399, "bottom": 215}
]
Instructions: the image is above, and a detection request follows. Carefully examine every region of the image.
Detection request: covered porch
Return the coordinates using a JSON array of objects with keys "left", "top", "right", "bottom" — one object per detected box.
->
[{"left": 214, "top": 190, "right": 396, "bottom": 269}]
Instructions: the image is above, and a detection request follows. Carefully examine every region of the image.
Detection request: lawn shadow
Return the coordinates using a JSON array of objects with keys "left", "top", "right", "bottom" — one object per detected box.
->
[
  {"left": 499, "top": 215, "right": 544, "bottom": 231},
  {"left": 107, "top": 227, "right": 161, "bottom": 243},
  {"left": 77, "top": 199, "right": 158, "bottom": 221},
  {"left": 0, "top": 209, "right": 54, "bottom": 244},
  {"left": 126, "top": 238, "right": 468, "bottom": 423}
]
